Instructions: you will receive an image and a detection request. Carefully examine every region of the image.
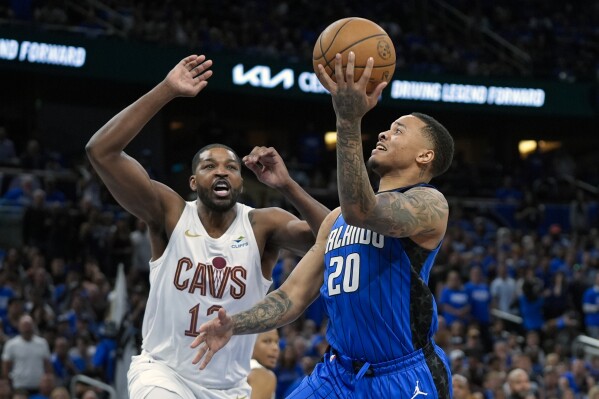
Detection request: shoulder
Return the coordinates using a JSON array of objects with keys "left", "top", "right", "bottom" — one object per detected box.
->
[
  {"left": 404, "top": 186, "right": 448, "bottom": 204},
  {"left": 247, "top": 206, "right": 298, "bottom": 230},
  {"left": 321, "top": 208, "right": 341, "bottom": 229},
  {"left": 248, "top": 365, "right": 276, "bottom": 383}
]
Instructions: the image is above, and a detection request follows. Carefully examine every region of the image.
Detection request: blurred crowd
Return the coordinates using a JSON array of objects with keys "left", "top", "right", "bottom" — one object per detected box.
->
[
  {"left": 0, "top": 125, "right": 598, "bottom": 399},
  {"left": 1, "top": 0, "right": 598, "bottom": 82},
  {"left": 0, "top": 1, "right": 599, "bottom": 398}
]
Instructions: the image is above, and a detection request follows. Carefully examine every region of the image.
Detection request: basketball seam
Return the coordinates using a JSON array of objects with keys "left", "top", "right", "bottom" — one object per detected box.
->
[
  {"left": 318, "top": 18, "right": 355, "bottom": 71},
  {"left": 329, "top": 33, "right": 390, "bottom": 60},
  {"left": 352, "top": 63, "right": 397, "bottom": 68}
]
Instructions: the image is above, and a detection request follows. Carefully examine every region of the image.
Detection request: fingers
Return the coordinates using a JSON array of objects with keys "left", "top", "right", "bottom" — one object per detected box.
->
[
  {"left": 190, "top": 332, "right": 205, "bottom": 349},
  {"left": 217, "top": 307, "right": 228, "bottom": 322},
  {"left": 199, "top": 348, "right": 216, "bottom": 370},
  {"left": 191, "top": 59, "right": 213, "bottom": 81},
  {"left": 317, "top": 64, "right": 336, "bottom": 90},
  {"left": 346, "top": 51, "right": 355, "bottom": 85},
  {"left": 359, "top": 56, "right": 374, "bottom": 87},
  {"left": 243, "top": 147, "right": 279, "bottom": 167},
  {"left": 369, "top": 81, "right": 388, "bottom": 100},
  {"left": 191, "top": 341, "right": 209, "bottom": 365},
  {"left": 333, "top": 53, "right": 345, "bottom": 88}
]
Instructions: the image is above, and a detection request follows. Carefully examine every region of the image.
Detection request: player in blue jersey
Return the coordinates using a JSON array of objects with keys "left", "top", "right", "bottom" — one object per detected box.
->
[{"left": 192, "top": 52, "right": 455, "bottom": 398}]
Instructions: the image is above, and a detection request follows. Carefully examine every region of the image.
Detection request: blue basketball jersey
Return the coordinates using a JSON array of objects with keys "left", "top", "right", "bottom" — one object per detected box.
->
[{"left": 321, "top": 183, "right": 441, "bottom": 363}]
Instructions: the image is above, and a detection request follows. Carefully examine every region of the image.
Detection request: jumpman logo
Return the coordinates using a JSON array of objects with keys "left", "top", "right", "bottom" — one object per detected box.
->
[{"left": 410, "top": 380, "right": 428, "bottom": 399}]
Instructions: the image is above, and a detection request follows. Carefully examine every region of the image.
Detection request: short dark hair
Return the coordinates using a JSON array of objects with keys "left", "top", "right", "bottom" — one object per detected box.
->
[
  {"left": 411, "top": 112, "right": 454, "bottom": 177},
  {"left": 191, "top": 144, "right": 241, "bottom": 173}
]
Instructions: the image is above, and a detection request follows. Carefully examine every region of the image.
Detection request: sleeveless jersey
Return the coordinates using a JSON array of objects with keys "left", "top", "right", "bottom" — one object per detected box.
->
[
  {"left": 141, "top": 201, "right": 272, "bottom": 391},
  {"left": 322, "top": 183, "right": 442, "bottom": 363}
]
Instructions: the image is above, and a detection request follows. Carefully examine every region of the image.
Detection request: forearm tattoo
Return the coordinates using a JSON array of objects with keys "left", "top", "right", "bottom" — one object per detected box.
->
[
  {"left": 232, "top": 290, "right": 292, "bottom": 334},
  {"left": 336, "top": 120, "right": 375, "bottom": 213}
]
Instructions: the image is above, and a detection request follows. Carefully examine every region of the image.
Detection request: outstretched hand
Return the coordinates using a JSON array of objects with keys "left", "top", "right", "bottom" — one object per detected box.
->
[
  {"left": 163, "top": 55, "right": 213, "bottom": 98},
  {"left": 316, "top": 52, "right": 386, "bottom": 121},
  {"left": 243, "top": 146, "right": 291, "bottom": 189},
  {"left": 190, "top": 308, "right": 233, "bottom": 370}
]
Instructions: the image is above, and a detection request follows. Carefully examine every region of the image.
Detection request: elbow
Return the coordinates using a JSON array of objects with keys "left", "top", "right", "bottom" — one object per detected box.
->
[
  {"left": 340, "top": 206, "right": 368, "bottom": 227},
  {"left": 85, "top": 140, "right": 98, "bottom": 161}
]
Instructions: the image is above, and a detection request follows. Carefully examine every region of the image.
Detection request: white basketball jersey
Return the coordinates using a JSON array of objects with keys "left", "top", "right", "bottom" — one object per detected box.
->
[{"left": 141, "top": 201, "right": 272, "bottom": 392}]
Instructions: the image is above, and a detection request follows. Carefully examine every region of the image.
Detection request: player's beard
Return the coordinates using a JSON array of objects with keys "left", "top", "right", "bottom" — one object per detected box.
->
[{"left": 197, "top": 186, "right": 242, "bottom": 212}]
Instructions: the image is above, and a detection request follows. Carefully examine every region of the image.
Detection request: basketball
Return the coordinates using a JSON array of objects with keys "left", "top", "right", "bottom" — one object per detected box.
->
[{"left": 313, "top": 17, "right": 396, "bottom": 93}]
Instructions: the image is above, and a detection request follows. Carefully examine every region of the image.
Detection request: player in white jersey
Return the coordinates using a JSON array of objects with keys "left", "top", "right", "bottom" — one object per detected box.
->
[{"left": 86, "top": 54, "right": 329, "bottom": 399}]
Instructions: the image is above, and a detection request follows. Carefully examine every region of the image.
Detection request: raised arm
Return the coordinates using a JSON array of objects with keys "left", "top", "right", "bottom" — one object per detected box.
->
[
  {"left": 85, "top": 55, "right": 213, "bottom": 226},
  {"left": 190, "top": 209, "right": 340, "bottom": 369},
  {"left": 317, "top": 53, "right": 448, "bottom": 240}
]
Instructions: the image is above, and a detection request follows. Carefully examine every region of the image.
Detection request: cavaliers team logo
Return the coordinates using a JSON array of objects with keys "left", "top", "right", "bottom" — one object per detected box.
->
[{"left": 174, "top": 256, "right": 247, "bottom": 299}]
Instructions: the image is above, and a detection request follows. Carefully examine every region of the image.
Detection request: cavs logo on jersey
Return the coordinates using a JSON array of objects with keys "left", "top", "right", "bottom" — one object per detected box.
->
[
  {"left": 173, "top": 256, "right": 247, "bottom": 299},
  {"left": 231, "top": 235, "right": 249, "bottom": 249}
]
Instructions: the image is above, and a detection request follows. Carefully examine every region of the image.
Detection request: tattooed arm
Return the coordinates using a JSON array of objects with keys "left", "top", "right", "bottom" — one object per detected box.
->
[
  {"left": 190, "top": 209, "right": 340, "bottom": 369},
  {"left": 316, "top": 53, "right": 448, "bottom": 241}
]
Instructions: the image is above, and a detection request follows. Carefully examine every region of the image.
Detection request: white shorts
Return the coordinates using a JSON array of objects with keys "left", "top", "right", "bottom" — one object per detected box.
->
[{"left": 128, "top": 352, "right": 252, "bottom": 399}]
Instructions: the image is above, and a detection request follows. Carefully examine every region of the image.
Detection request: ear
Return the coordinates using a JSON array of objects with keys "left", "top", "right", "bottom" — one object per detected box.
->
[
  {"left": 416, "top": 149, "right": 435, "bottom": 166},
  {"left": 189, "top": 175, "right": 197, "bottom": 191}
]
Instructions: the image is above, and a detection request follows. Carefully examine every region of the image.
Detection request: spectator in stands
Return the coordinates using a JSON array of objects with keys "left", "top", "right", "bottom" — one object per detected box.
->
[
  {"left": 464, "top": 265, "right": 492, "bottom": 348},
  {"left": 3, "top": 298, "right": 24, "bottom": 338},
  {"left": 274, "top": 345, "right": 303, "bottom": 399},
  {"left": 515, "top": 190, "right": 545, "bottom": 234},
  {"left": 91, "top": 321, "right": 117, "bottom": 385},
  {"left": 452, "top": 373, "right": 481, "bottom": 399},
  {"left": 589, "top": 385, "right": 599, "bottom": 399},
  {"left": 505, "top": 368, "right": 535, "bottom": 398},
  {"left": 29, "top": 372, "right": 56, "bottom": 399},
  {"left": 11, "top": 390, "right": 28, "bottom": 399},
  {"left": 491, "top": 262, "right": 518, "bottom": 314},
  {"left": 569, "top": 189, "right": 591, "bottom": 235},
  {"left": 22, "top": 189, "right": 51, "bottom": 252},
  {"left": 0, "top": 127, "right": 18, "bottom": 166},
  {"left": 81, "top": 390, "right": 99, "bottom": 399},
  {"left": 1, "top": 315, "right": 52, "bottom": 394},
  {"left": 2, "top": 175, "right": 37, "bottom": 207},
  {"left": 42, "top": 178, "right": 67, "bottom": 207},
  {"left": 518, "top": 276, "right": 545, "bottom": 332},
  {"left": 49, "top": 387, "right": 69, "bottom": 399},
  {"left": 583, "top": 273, "right": 599, "bottom": 338},
  {"left": 69, "top": 333, "right": 93, "bottom": 375},
  {"left": 495, "top": 176, "right": 523, "bottom": 204},
  {"left": 51, "top": 336, "right": 81, "bottom": 387},
  {"left": 129, "top": 218, "right": 151, "bottom": 282},
  {"left": 441, "top": 270, "right": 471, "bottom": 327},
  {"left": 559, "top": 358, "right": 596, "bottom": 396},
  {"left": 0, "top": 272, "right": 14, "bottom": 330},
  {"left": 19, "top": 140, "right": 47, "bottom": 170}
]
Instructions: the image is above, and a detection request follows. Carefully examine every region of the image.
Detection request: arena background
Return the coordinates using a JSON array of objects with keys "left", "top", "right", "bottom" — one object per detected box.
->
[{"left": 0, "top": 1, "right": 598, "bottom": 398}]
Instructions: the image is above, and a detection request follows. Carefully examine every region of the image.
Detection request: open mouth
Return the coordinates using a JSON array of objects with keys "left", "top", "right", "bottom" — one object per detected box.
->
[
  {"left": 375, "top": 142, "right": 387, "bottom": 151},
  {"left": 212, "top": 180, "right": 231, "bottom": 197}
]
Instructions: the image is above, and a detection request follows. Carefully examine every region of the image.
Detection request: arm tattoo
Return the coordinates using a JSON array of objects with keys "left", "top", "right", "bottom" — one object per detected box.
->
[
  {"left": 370, "top": 189, "right": 448, "bottom": 236},
  {"left": 232, "top": 290, "right": 292, "bottom": 334},
  {"left": 336, "top": 120, "right": 375, "bottom": 214}
]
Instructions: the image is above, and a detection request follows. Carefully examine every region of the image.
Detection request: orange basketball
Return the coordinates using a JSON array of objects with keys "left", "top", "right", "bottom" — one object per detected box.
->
[{"left": 313, "top": 17, "right": 396, "bottom": 93}]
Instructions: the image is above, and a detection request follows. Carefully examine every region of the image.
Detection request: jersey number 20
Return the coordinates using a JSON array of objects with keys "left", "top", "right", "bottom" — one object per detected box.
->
[{"left": 328, "top": 254, "right": 360, "bottom": 295}]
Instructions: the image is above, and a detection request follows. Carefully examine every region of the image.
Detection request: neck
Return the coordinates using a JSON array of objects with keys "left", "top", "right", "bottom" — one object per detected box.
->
[
  {"left": 196, "top": 201, "right": 238, "bottom": 237},
  {"left": 377, "top": 175, "right": 429, "bottom": 192}
]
